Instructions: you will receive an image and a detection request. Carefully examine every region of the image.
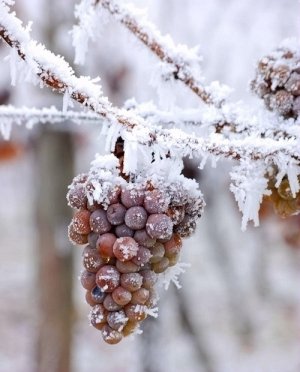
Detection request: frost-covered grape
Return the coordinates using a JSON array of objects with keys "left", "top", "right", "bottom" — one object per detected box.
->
[
  {"left": 131, "top": 288, "right": 150, "bottom": 305},
  {"left": 113, "top": 237, "right": 139, "bottom": 262},
  {"left": 120, "top": 273, "right": 143, "bottom": 292},
  {"left": 164, "top": 234, "right": 182, "bottom": 258},
  {"left": 67, "top": 185, "right": 87, "bottom": 209},
  {"left": 112, "top": 286, "right": 132, "bottom": 306},
  {"left": 131, "top": 247, "right": 152, "bottom": 266},
  {"left": 121, "top": 187, "right": 145, "bottom": 208},
  {"left": 144, "top": 189, "right": 169, "bottom": 214},
  {"left": 168, "top": 252, "right": 180, "bottom": 267},
  {"left": 82, "top": 246, "right": 106, "bottom": 273},
  {"left": 140, "top": 270, "right": 158, "bottom": 289},
  {"left": 149, "top": 242, "right": 165, "bottom": 263},
  {"left": 107, "top": 310, "right": 128, "bottom": 331},
  {"left": 107, "top": 203, "right": 126, "bottom": 225},
  {"left": 116, "top": 259, "right": 140, "bottom": 274},
  {"left": 145, "top": 288, "right": 159, "bottom": 308},
  {"left": 151, "top": 257, "right": 170, "bottom": 273},
  {"left": 115, "top": 224, "right": 134, "bottom": 238},
  {"left": 125, "top": 206, "right": 148, "bottom": 230},
  {"left": 91, "top": 286, "right": 106, "bottom": 303},
  {"left": 97, "top": 233, "right": 117, "bottom": 259},
  {"left": 68, "top": 223, "right": 88, "bottom": 245},
  {"left": 107, "top": 186, "right": 121, "bottom": 204},
  {"left": 90, "top": 209, "right": 111, "bottom": 234},
  {"left": 174, "top": 215, "right": 196, "bottom": 237},
  {"left": 101, "top": 324, "right": 123, "bottom": 345},
  {"left": 88, "top": 232, "right": 99, "bottom": 249},
  {"left": 96, "top": 265, "right": 120, "bottom": 292},
  {"left": 166, "top": 206, "right": 185, "bottom": 225},
  {"left": 146, "top": 214, "right": 173, "bottom": 240},
  {"left": 125, "top": 304, "right": 147, "bottom": 322},
  {"left": 122, "top": 320, "right": 139, "bottom": 337},
  {"left": 80, "top": 270, "right": 96, "bottom": 290},
  {"left": 134, "top": 229, "right": 156, "bottom": 247},
  {"left": 72, "top": 210, "right": 91, "bottom": 235},
  {"left": 89, "top": 304, "right": 107, "bottom": 330},
  {"left": 103, "top": 294, "right": 122, "bottom": 311}
]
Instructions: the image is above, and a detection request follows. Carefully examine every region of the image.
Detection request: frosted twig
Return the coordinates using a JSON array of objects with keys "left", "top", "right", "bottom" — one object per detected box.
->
[{"left": 95, "top": 0, "right": 216, "bottom": 104}]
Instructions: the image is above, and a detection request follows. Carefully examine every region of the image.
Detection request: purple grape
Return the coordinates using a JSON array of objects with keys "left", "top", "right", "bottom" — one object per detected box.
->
[
  {"left": 96, "top": 265, "right": 120, "bottom": 292},
  {"left": 131, "top": 247, "right": 152, "bottom": 266},
  {"left": 149, "top": 242, "right": 165, "bottom": 263},
  {"left": 97, "top": 233, "right": 116, "bottom": 259},
  {"left": 107, "top": 310, "right": 128, "bottom": 331},
  {"left": 144, "top": 189, "right": 169, "bottom": 214},
  {"left": 107, "top": 203, "right": 126, "bottom": 225},
  {"left": 101, "top": 324, "right": 123, "bottom": 345},
  {"left": 125, "top": 206, "right": 148, "bottom": 230},
  {"left": 80, "top": 270, "right": 96, "bottom": 290},
  {"left": 112, "top": 286, "right": 132, "bottom": 306},
  {"left": 116, "top": 260, "right": 140, "bottom": 274},
  {"left": 140, "top": 270, "right": 158, "bottom": 289},
  {"left": 120, "top": 273, "right": 143, "bottom": 292},
  {"left": 67, "top": 184, "right": 87, "bottom": 209},
  {"left": 72, "top": 210, "right": 91, "bottom": 235},
  {"left": 82, "top": 246, "right": 106, "bottom": 273},
  {"left": 103, "top": 294, "right": 122, "bottom": 311},
  {"left": 89, "top": 304, "right": 107, "bottom": 330},
  {"left": 121, "top": 187, "right": 145, "bottom": 208},
  {"left": 91, "top": 286, "right": 106, "bottom": 303},
  {"left": 146, "top": 214, "right": 173, "bottom": 240},
  {"left": 115, "top": 224, "right": 134, "bottom": 238},
  {"left": 113, "top": 237, "right": 139, "bottom": 262},
  {"left": 134, "top": 229, "right": 156, "bottom": 247},
  {"left": 68, "top": 223, "right": 88, "bottom": 245},
  {"left": 90, "top": 209, "right": 111, "bottom": 234},
  {"left": 88, "top": 232, "right": 99, "bottom": 248}
]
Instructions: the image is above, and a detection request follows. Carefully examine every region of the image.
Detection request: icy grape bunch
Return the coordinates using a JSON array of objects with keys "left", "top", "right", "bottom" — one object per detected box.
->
[
  {"left": 251, "top": 40, "right": 300, "bottom": 118},
  {"left": 66, "top": 154, "right": 204, "bottom": 345}
]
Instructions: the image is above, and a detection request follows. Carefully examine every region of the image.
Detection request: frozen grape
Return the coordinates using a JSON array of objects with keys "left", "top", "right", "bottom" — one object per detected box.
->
[
  {"left": 122, "top": 320, "right": 139, "bottom": 337},
  {"left": 82, "top": 246, "right": 106, "bottom": 273},
  {"left": 151, "top": 257, "right": 170, "bottom": 273},
  {"left": 164, "top": 234, "right": 182, "bottom": 258},
  {"left": 131, "top": 247, "right": 152, "bottom": 266},
  {"left": 125, "top": 206, "right": 148, "bottom": 230},
  {"left": 91, "top": 286, "right": 106, "bottom": 303},
  {"left": 107, "top": 186, "right": 121, "bottom": 204},
  {"left": 149, "top": 242, "right": 165, "bottom": 263},
  {"left": 113, "top": 237, "right": 139, "bottom": 262},
  {"left": 101, "top": 324, "right": 123, "bottom": 345},
  {"left": 116, "top": 260, "right": 140, "bottom": 274},
  {"left": 166, "top": 206, "right": 185, "bottom": 225},
  {"left": 131, "top": 288, "right": 150, "bottom": 305},
  {"left": 115, "top": 224, "right": 134, "bottom": 238},
  {"left": 103, "top": 294, "right": 122, "bottom": 311},
  {"left": 168, "top": 252, "right": 180, "bottom": 267},
  {"left": 107, "top": 310, "right": 128, "bottom": 331},
  {"left": 140, "top": 270, "right": 158, "bottom": 289},
  {"left": 134, "top": 229, "right": 156, "bottom": 248},
  {"left": 97, "top": 233, "right": 117, "bottom": 259},
  {"left": 107, "top": 203, "right": 126, "bottom": 225},
  {"left": 67, "top": 185, "right": 87, "bottom": 209},
  {"left": 88, "top": 232, "right": 99, "bottom": 248},
  {"left": 85, "top": 291, "right": 97, "bottom": 306},
  {"left": 90, "top": 209, "right": 111, "bottom": 234},
  {"left": 68, "top": 223, "right": 88, "bottom": 245},
  {"left": 146, "top": 214, "right": 173, "bottom": 240},
  {"left": 121, "top": 187, "right": 145, "bottom": 208},
  {"left": 125, "top": 304, "right": 147, "bottom": 322},
  {"left": 144, "top": 189, "right": 169, "bottom": 214},
  {"left": 112, "top": 286, "right": 132, "bottom": 306},
  {"left": 80, "top": 270, "right": 96, "bottom": 290},
  {"left": 120, "top": 273, "right": 143, "bottom": 292},
  {"left": 145, "top": 288, "right": 159, "bottom": 308},
  {"left": 89, "top": 304, "right": 107, "bottom": 330},
  {"left": 96, "top": 265, "right": 120, "bottom": 292},
  {"left": 72, "top": 210, "right": 91, "bottom": 235}
]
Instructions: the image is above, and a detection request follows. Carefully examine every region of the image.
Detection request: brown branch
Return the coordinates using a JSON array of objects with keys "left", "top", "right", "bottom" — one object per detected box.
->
[
  {"left": 0, "top": 8, "right": 299, "bottom": 165},
  {"left": 96, "top": 0, "right": 214, "bottom": 104}
]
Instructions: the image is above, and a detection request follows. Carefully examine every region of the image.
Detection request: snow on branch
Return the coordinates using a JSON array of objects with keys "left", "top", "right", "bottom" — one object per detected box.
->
[{"left": 84, "top": 0, "right": 225, "bottom": 105}]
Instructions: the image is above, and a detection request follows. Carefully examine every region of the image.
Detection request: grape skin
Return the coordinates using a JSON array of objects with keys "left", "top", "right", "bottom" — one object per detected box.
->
[
  {"left": 113, "top": 237, "right": 139, "bottom": 262},
  {"left": 107, "top": 310, "right": 128, "bottom": 331},
  {"left": 97, "top": 233, "right": 117, "bottom": 259},
  {"left": 120, "top": 273, "right": 143, "bottom": 292},
  {"left": 125, "top": 206, "right": 148, "bottom": 230},
  {"left": 133, "top": 229, "right": 156, "bottom": 248},
  {"left": 80, "top": 270, "right": 96, "bottom": 290},
  {"left": 103, "top": 294, "right": 122, "bottom": 311},
  {"left": 91, "top": 286, "right": 106, "bottom": 303},
  {"left": 72, "top": 210, "right": 91, "bottom": 235},
  {"left": 115, "top": 224, "right": 134, "bottom": 238},
  {"left": 82, "top": 246, "right": 106, "bottom": 273},
  {"left": 112, "top": 286, "right": 132, "bottom": 306},
  {"left": 90, "top": 209, "right": 112, "bottom": 234},
  {"left": 96, "top": 265, "right": 120, "bottom": 292},
  {"left": 144, "top": 189, "right": 169, "bottom": 214},
  {"left": 121, "top": 187, "right": 145, "bottom": 208},
  {"left": 146, "top": 214, "right": 173, "bottom": 240},
  {"left": 68, "top": 223, "right": 88, "bottom": 245},
  {"left": 116, "top": 260, "right": 140, "bottom": 274},
  {"left": 101, "top": 324, "right": 123, "bottom": 345},
  {"left": 107, "top": 203, "right": 126, "bottom": 225},
  {"left": 131, "top": 288, "right": 150, "bottom": 305}
]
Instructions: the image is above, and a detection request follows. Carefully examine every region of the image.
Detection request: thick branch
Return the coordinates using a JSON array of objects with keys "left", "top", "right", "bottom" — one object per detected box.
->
[{"left": 96, "top": 0, "right": 215, "bottom": 104}]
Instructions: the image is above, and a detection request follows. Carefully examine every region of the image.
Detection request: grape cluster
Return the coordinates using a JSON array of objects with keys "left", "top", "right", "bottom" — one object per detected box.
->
[
  {"left": 67, "top": 155, "right": 204, "bottom": 344},
  {"left": 251, "top": 41, "right": 300, "bottom": 118}
]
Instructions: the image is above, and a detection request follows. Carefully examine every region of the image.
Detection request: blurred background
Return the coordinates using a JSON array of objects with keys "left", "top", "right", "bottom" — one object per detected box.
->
[{"left": 0, "top": 1, "right": 300, "bottom": 371}]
